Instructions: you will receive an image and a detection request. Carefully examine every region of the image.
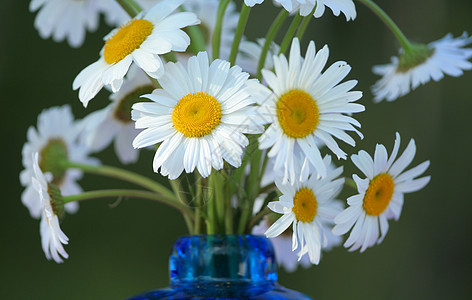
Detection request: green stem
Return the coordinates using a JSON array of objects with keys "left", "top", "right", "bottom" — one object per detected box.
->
[
  {"left": 116, "top": 0, "right": 142, "bottom": 18},
  {"left": 357, "top": 0, "right": 413, "bottom": 51},
  {"left": 194, "top": 174, "right": 204, "bottom": 234},
  {"left": 207, "top": 174, "right": 217, "bottom": 234},
  {"left": 256, "top": 9, "right": 289, "bottom": 80},
  {"left": 228, "top": 5, "right": 252, "bottom": 65},
  {"left": 296, "top": 10, "right": 315, "bottom": 40},
  {"left": 63, "top": 189, "right": 194, "bottom": 218},
  {"left": 212, "top": 171, "right": 226, "bottom": 233},
  {"left": 279, "top": 13, "right": 303, "bottom": 54},
  {"left": 212, "top": 0, "right": 231, "bottom": 60},
  {"left": 63, "top": 161, "right": 176, "bottom": 201},
  {"left": 170, "top": 179, "right": 194, "bottom": 234}
]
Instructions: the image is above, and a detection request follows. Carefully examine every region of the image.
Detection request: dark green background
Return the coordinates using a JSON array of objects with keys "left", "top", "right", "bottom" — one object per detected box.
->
[{"left": 1, "top": 0, "right": 471, "bottom": 299}]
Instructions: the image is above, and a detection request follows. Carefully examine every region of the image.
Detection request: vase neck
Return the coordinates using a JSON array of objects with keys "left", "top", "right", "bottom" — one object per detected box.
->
[{"left": 169, "top": 234, "right": 278, "bottom": 287}]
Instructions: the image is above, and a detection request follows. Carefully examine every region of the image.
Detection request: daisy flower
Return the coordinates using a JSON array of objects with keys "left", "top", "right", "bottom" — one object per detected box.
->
[
  {"left": 81, "top": 66, "right": 156, "bottom": 164},
  {"left": 246, "top": 0, "right": 356, "bottom": 20},
  {"left": 31, "top": 152, "right": 70, "bottom": 263},
  {"left": 251, "top": 38, "right": 363, "bottom": 183},
  {"left": 253, "top": 203, "right": 342, "bottom": 271},
  {"left": 20, "top": 105, "right": 98, "bottom": 219},
  {"left": 309, "top": 0, "right": 356, "bottom": 20},
  {"left": 333, "top": 133, "right": 431, "bottom": 252},
  {"left": 73, "top": 0, "right": 200, "bottom": 107},
  {"left": 265, "top": 155, "right": 344, "bottom": 265},
  {"left": 372, "top": 32, "right": 472, "bottom": 102},
  {"left": 29, "top": 0, "right": 126, "bottom": 48},
  {"left": 132, "top": 52, "right": 264, "bottom": 179}
]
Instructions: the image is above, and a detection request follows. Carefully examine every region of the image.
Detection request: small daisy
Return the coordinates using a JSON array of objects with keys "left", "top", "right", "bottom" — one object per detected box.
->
[
  {"left": 333, "top": 133, "right": 431, "bottom": 252},
  {"left": 372, "top": 32, "right": 472, "bottom": 102},
  {"left": 309, "top": 0, "right": 356, "bottom": 20},
  {"left": 29, "top": 0, "right": 125, "bottom": 48},
  {"left": 73, "top": 0, "right": 200, "bottom": 107},
  {"left": 251, "top": 38, "right": 363, "bottom": 183},
  {"left": 253, "top": 206, "right": 342, "bottom": 271},
  {"left": 31, "top": 152, "right": 69, "bottom": 263},
  {"left": 81, "top": 66, "right": 156, "bottom": 164},
  {"left": 265, "top": 155, "right": 344, "bottom": 265},
  {"left": 132, "top": 52, "right": 264, "bottom": 179},
  {"left": 249, "top": 0, "right": 356, "bottom": 20},
  {"left": 20, "top": 105, "right": 98, "bottom": 219}
]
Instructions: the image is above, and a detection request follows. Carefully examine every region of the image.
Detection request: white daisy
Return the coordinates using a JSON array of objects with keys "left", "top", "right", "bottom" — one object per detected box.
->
[
  {"left": 73, "top": 0, "right": 200, "bottom": 107},
  {"left": 253, "top": 219, "right": 311, "bottom": 272},
  {"left": 333, "top": 133, "right": 431, "bottom": 252},
  {"left": 29, "top": 0, "right": 126, "bottom": 48},
  {"left": 81, "top": 66, "right": 156, "bottom": 164},
  {"left": 132, "top": 52, "right": 264, "bottom": 179},
  {"left": 20, "top": 105, "right": 98, "bottom": 219},
  {"left": 265, "top": 155, "right": 344, "bottom": 264},
  {"left": 309, "top": 0, "right": 356, "bottom": 20},
  {"left": 250, "top": 0, "right": 355, "bottom": 20},
  {"left": 253, "top": 203, "right": 342, "bottom": 271},
  {"left": 372, "top": 32, "right": 472, "bottom": 102},
  {"left": 31, "top": 152, "right": 69, "bottom": 263},
  {"left": 250, "top": 38, "right": 363, "bottom": 183}
]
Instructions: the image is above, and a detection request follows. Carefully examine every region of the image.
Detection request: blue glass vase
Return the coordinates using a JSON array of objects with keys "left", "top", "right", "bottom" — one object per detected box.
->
[{"left": 127, "top": 234, "right": 311, "bottom": 299}]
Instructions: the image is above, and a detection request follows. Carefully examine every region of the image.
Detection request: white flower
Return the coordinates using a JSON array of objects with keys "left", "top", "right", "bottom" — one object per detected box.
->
[
  {"left": 265, "top": 155, "right": 344, "bottom": 265},
  {"left": 73, "top": 0, "right": 200, "bottom": 107},
  {"left": 309, "top": 0, "right": 356, "bottom": 20},
  {"left": 20, "top": 105, "right": 97, "bottom": 219},
  {"left": 254, "top": 216, "right": 341, "bottom": 272},
  {"left": 81, "top": 66, "right": 155, "bottom": 164},
  {"left": 31, "top": 152, "right": 69, "bottom": 263},
  {"left": 333, "top": 133, "right": 431, "bottom": 252},
  {"left": 132, "top": 52, "right": 264, "bottom": 179},
  {"left": 250, "top": 0, "right": 356, "bottom": 20},
  {"left": 372, "top": 32, "right": 472, "bottom": 102},
  {"left": 29, "top": 0, "right": 126, "bottom": 48},
  {"left": 251, "top": 38, "right": 363, "bottom": 183}
]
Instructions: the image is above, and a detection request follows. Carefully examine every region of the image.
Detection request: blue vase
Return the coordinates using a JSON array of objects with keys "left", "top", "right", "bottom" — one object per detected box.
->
[{"left": 127, "top": 234, "right": 311, "bottom": 299}]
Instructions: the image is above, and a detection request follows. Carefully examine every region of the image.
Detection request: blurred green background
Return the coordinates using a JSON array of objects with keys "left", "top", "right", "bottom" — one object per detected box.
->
[{"left": 1, "top": 0, "right": 471, "bottom": 299}]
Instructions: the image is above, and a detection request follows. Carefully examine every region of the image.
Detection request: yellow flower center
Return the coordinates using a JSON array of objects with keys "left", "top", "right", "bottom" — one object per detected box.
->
[
  {"left": 172, "top": 92, "right": 222, "bottom": 138},
  {"left": 363, "top": 173, "right": 395, "bottom": 216},
  {"left": 292, "top": 188, "right": 318, "bottom": 223},
  {"left": 276, "top": 89, "right": 319, "bottom": 138},
  {"left": 104, "top": 19, "right": 154, "bottom": 64}
]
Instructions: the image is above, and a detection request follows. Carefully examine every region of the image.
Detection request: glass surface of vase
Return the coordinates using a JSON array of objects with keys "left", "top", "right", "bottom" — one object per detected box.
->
[{"left": 127, "top": 234, "right": 311, "bottom": 299}]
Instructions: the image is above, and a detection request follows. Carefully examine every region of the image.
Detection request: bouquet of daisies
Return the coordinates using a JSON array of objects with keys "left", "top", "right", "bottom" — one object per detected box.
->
[{"left": 22, "top": 0, "right": 470, "bottom": 271}]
